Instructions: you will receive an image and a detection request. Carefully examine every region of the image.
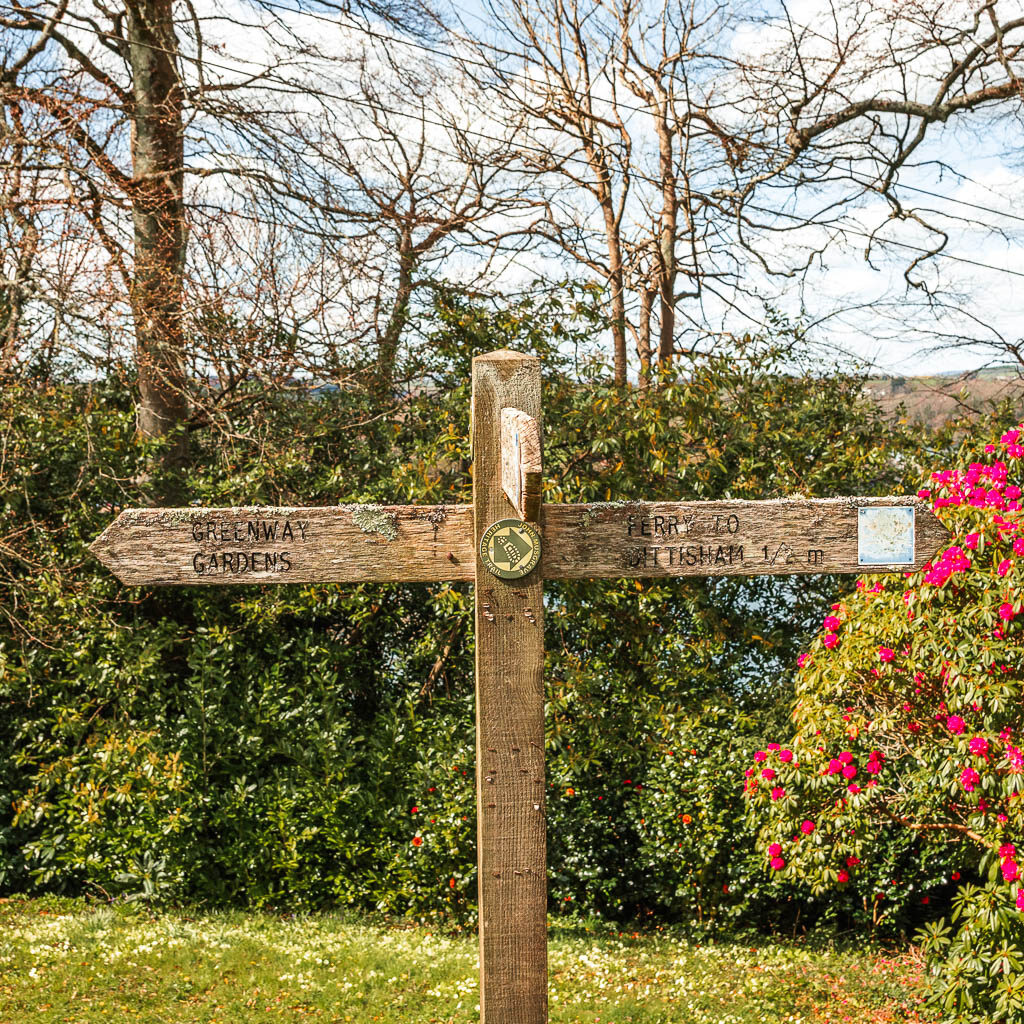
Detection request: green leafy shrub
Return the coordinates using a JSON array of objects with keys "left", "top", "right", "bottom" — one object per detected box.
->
[{"left": 1, "top": 296, "right": 935, "bottom": 929}]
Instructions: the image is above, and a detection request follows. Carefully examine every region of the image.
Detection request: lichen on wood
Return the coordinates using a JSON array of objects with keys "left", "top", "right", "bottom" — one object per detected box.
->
[
  {"left": 351, "top": 504, "right": 399, "bottom": 541},
  {"left": 580, "top": 500, "right": 640, "bottom": 528}
]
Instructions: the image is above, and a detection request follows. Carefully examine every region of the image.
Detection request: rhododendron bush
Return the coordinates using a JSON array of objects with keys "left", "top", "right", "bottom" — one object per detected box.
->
[{"left": 746, "top": 424, "right": 1024, "bottom": 1021}]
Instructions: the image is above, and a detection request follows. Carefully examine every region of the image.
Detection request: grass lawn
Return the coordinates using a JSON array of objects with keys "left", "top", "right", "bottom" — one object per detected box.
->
[{"left": 0, "top": 896, "right": 931, "bottom": 1024}]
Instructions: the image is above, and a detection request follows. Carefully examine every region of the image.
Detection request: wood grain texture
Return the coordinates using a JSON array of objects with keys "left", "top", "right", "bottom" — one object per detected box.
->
[
  {"left": 540, "top": 496, "right": 949, "bottom": 579},
  {"left": 89, "top": 504, "right": 475, "bottom": 585},
  {"left": 501, "top": 407, "right": 543, "bottom": 522},
  {"left": 472, "top": 352, "right": 548, "bottom": 1024}
]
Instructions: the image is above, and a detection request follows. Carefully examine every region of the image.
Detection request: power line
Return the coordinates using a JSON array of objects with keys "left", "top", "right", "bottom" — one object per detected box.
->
[
  {"left": 255, "top": 0, "right": 1024, "bottom": 228},
  {"left": 5, "top": 2, "right": 1024, "bottom": 282},
  {"left": 255, "top": 0, "right": 669, "bottom": 120},
  {"left": 842, "top": 171, "right": 1024, "bottom": 226},
  {"left": 14, "top": 0, "right": 1024, "bottom": 231}
]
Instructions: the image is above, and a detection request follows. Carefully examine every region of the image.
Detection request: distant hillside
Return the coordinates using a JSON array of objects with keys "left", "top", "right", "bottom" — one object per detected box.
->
[{"left": 863, "top": 369, "right": 1024, "bottom": 429}]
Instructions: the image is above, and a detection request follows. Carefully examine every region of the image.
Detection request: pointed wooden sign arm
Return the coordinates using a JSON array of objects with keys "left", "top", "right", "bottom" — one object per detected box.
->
[
  {"left": 89, "top": 504, "right": 475, "bottom": 586},
  {"left": 541, "top": 495, "right": 950, "bottom": 578}
]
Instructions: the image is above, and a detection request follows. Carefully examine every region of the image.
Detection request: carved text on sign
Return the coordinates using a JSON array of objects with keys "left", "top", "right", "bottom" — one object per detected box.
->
[
  {"left": 190, "top": 517, "right": 308, "bottom": 576},
  {"left": 540, "top": 497, "right": 946, "bottom": 579},
  {"left": 627, "top": 544, "right": 745, "bottom": 569}
]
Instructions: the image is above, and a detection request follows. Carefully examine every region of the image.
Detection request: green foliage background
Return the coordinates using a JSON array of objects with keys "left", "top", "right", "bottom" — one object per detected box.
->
[{"left": 0, "top": 293, "right": 942, "bottom": 932}]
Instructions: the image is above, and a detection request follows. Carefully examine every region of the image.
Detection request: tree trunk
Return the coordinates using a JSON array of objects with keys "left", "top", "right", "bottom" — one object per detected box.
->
[
  {"left": 636, "top": 285, "right": 654, "bottom": 388},
  {"left": 376, "top": 236, "right": 415, "bottom": 397},
  {"left": 0, "top": 103, "right": 37, "bottom": 377},
  {"left": 598, "top": 201, "right": 628, "bottom": 386},
  {"left": 609, "top": 266, "right": 628, "bottom": 388},
  {"left": 655, "top": 107, "right": 677, "bottom": 368},
  {"left": 127, "top": 0, "right": 188, "bottom": 468}
]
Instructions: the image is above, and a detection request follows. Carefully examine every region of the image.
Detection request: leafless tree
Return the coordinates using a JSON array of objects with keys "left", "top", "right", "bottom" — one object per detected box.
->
[
  {"left": 2, "top": 0, "right": 1021, "bottom": 416},
  {"left": 231, "top": 33, "right": 538, "bottom": 394},
  {"left": 0, "top": 0, "right": 451, "bottom": 468},
  {"left": 464, "top": 0, "right": 1023, "bottom": 382}
]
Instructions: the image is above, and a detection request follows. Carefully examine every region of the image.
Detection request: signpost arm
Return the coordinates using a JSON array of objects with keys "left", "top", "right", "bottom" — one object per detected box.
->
[{"left": 472, "top": 351, "right": 547, "bottom": 1024}]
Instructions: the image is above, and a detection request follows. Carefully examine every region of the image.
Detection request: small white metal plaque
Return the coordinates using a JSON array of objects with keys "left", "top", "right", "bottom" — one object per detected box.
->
[{"left": 858, "top": 506, "right": 915, "bottom": 565}]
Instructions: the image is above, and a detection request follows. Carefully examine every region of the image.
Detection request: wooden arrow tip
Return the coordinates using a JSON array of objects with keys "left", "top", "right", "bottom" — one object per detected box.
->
[{"left": 89, "top": 512, "right": 135, "bottom": 577}]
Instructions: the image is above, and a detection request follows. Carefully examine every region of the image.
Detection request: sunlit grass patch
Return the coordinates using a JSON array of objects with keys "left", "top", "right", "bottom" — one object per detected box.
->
[{"left": 0, "top": 897, "right": 929, "bottom": 1023}]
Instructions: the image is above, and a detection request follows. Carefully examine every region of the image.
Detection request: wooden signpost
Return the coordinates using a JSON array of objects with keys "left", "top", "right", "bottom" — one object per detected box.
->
[{"left": 92, "top": 349, "right": 949, "bottom": 1024}]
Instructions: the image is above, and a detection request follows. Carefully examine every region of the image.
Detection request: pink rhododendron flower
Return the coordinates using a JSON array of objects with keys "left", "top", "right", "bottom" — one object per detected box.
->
[
  {"left": 771, "top": 856, "right": 785, "bottom": 870},
  {"left": 923, "top": 545, "right": 972, "bottom": 585},
  {"left": 746, "top": 431, "right": 1024, "bottom": 925},
  {"left": 761, "top": 768, "right": 776, "bottom": 781},
  {"left": 754, "top": 751, "right": 767, "bottom": 762},
  {"left": 768, "top": 843, "right": 782, "bottom": 857}
]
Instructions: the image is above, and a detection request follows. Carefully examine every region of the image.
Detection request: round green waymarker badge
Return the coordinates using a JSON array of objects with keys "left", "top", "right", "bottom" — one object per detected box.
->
[{"left": 480, "top": 518, "right": 542, "bottom": 579}]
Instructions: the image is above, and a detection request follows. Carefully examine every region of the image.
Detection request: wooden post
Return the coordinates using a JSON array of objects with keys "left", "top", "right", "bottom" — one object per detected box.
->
[{"left": 472, "top": 351, "right": 547, "bottom": 1024}]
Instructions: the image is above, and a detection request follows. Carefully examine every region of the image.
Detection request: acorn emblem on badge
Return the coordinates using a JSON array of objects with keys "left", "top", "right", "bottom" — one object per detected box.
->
[{"left": 480, "top": 519, "right": 542, "bottom": 579}]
